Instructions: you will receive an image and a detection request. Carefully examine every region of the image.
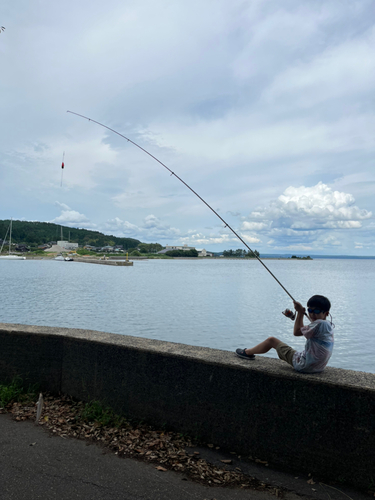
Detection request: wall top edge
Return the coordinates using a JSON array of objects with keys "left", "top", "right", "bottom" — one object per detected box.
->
[{"left": 0, "top": 323, "right": 374, "bottom": 390}]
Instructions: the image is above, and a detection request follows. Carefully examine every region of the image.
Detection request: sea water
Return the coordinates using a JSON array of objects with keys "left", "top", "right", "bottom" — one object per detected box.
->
[{"left": 0, "top": 258, "right": 374, "bottom": 373}]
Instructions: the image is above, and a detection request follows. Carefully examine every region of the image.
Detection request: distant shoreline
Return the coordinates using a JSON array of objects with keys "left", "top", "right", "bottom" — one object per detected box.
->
[{"left": 8, "top": 254, "right": 375, "bottom": 261}]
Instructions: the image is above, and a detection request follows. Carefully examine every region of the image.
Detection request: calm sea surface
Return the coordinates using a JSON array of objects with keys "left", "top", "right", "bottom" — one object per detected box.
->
[{"left": 0, "top": 258, "right": 374, "bottom": 374}]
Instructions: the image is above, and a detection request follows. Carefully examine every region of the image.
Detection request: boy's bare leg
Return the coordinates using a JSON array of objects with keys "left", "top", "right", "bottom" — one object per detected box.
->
[{"left": 245, "top": 337, "right": 282, "bottom": 356}]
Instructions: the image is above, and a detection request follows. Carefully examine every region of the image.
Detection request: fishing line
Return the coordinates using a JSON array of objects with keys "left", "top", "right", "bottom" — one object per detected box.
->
[{"left": 67, "top": 110, "right": 299, "bottom": 304}]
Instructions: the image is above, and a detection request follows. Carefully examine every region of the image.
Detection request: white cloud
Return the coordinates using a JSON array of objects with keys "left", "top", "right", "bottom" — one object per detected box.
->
[
  {"left": 320, "top": 235, "right": 342, "bottom": 246},
  {"left": 322, "top": 221, "right": 362, "bottom": 229},
  {"left": 239, "top": 182, "right": 372, "bottom": 251},
  {"left": 180, "top": 233, "right": 234, "bottom": 246},
  {"left": 240, "top": 234, "right": 261, "bottom": 244},
  {"left": 290, "top": 220, "right": 363, "bottom": 229},
  {"left": 141, "top": 215, "right": 180, "bottom": 239},
  {"left": 271, "top": 244, "right": 314, "bottom": 251},
  {"left": 105, "top": 217, "right": 139, "bottom": 234},
  {"left": 179, "top": 228, "right": 261, "bottom": 247},
  {"left": 50, "top": 203, "right": 93, "bottom": 227},
  {"left": 241, "top": 221, "right": 268, "bottom": 231},
  {"left": 55, "top": 202, "right": 71, "bottom": 211},
  {"left": 104, "top": 214, "right": 181, "bottom": 241},
  {"left": 247, "top": 182, "right": 371, "bottom": 226},
  {"left": 143, "top": 215, "right": 162, "bottom": 229}
]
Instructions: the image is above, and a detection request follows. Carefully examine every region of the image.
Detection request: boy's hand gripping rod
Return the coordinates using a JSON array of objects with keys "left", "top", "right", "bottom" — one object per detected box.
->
[{"left": 67, "top": 110, "right": 306, "bottom": 316}]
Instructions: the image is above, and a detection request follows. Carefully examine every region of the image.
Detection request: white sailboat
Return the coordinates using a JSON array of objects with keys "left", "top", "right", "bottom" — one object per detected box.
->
[{"left": 0, "top": 219, "right": 26, "bottom": 260}]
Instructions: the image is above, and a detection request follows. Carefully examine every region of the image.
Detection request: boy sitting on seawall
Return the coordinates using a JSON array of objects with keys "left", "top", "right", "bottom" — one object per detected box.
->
[{"left": 235, "top": 295, "right": 334, "bottom": 373}]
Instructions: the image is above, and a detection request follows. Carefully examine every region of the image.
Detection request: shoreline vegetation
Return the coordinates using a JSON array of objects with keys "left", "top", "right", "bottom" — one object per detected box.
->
[
  {"left": 0, "top": 219, "right": 315, "bottom": 261},
  {"left": 0, "top": 378, "right": 281, "bottom": 493}
]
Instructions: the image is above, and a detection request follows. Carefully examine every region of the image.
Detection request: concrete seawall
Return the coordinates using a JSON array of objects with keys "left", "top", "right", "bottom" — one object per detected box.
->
[{"left": 0, "top": 323, "right": 374, "bottom": 489}]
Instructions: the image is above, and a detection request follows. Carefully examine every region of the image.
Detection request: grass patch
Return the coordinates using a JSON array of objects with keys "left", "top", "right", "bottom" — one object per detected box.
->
[
  {"left": 0, "top": 379, "right": 127, "bottom": 429},
  {"left": 0, "top": 377, "right": 39, "bottom": 407},
  {"left": 80, "top": 400, "right": 129, "bottom": 427}
]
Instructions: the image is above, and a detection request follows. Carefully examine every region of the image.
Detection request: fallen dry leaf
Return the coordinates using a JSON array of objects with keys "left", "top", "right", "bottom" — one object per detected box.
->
[{"left": 3, "top": 393, "right": 280, "bottom": 493}]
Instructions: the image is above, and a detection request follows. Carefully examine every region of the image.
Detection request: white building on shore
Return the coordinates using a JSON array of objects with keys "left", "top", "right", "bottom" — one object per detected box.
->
[
  {"left": 197, "top": 248, "right": 213, "bottom": 257},
  {"left": 57, "top": 240, "right": 79, "bottom": 250}
]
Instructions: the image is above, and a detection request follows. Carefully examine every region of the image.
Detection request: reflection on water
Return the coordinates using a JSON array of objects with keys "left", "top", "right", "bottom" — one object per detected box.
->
[{"left": 0, "top": 258, "right": 374, "bottom": 373}]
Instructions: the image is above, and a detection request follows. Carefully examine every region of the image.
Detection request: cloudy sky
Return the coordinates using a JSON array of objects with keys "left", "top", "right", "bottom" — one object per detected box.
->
[{"left": 1, "top": 0, "right": 374, "bottom": 255}]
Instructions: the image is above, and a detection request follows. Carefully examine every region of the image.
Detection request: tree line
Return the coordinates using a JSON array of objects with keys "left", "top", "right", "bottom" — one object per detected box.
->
[
  {"left": 165, "top": 248, "right": 198, "bottom": 257},
  {"left": 223, "top": 248, "right": 260, "bottom": 258},
  {"left": 0, "top": 220, "right": 141, "bottom": 250}
]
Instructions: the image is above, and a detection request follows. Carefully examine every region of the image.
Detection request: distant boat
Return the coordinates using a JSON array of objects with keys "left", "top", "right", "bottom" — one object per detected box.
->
[
  {"left": 54, "top": 254, "right": 74, "bottom": 261},
  {"left": 0, "top": 219, "right": 26, "bottom": 260}
]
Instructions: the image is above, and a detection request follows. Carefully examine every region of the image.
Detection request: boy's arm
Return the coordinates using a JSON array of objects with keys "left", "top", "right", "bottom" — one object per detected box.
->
[{"left": 293, "top": 300, "right": 305, "bottom": 336}]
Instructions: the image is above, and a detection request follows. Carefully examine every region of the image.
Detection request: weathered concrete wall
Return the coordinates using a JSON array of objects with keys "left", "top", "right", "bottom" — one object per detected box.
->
[{"left": 0, "top": 323, "right": 374, "bottom": 489}]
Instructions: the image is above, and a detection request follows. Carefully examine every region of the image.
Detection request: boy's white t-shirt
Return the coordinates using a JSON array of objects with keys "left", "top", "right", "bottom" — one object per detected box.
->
[{"left": 292, "top": 319, "right": 334, "bottom": 373}]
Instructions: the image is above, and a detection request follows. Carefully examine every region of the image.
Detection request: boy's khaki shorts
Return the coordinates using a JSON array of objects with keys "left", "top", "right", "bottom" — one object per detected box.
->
[{"left": 276, "top": 342, "right": 296, "bottom": 367}]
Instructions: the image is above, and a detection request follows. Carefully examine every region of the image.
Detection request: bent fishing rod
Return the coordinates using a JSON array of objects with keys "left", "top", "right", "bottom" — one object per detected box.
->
[{"left": 67, "top": 110, "right": 303, "bottom": 313}]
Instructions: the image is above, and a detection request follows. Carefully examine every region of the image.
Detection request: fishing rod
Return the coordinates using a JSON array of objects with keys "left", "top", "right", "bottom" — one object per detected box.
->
[{"left": 67, "top": 110, "right": 303, "bottom": 314}]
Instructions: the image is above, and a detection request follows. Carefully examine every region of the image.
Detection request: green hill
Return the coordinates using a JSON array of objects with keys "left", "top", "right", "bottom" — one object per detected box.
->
[{"left": 0, "top": 220, "right": 142, "bottom": 250}]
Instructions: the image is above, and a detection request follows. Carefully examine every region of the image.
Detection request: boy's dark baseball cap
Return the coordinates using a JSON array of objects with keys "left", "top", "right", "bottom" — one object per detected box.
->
[{"left": 307, "top": 295, "right": 331, "bottom": 312}]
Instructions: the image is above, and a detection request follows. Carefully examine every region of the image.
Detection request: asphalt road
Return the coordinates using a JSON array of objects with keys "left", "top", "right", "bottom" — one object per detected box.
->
[{"left": 0, "top": 414, "right": 369, "bottom": 500}]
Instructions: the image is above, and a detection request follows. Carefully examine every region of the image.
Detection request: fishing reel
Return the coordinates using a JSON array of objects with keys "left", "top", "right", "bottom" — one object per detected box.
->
[{"left": 282, "top": 308, "right": 296, "bottom": 321}]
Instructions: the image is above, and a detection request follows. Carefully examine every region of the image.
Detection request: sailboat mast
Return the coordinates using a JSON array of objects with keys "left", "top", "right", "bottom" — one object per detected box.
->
[{"left": 9, "top": 218, "right": 12, "bottom": 255}]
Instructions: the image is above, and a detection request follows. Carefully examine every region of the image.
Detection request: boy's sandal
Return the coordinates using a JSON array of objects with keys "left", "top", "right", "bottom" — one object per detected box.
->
[{"left": 235, "top": 348, "right": 255, "bottom": 360}]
